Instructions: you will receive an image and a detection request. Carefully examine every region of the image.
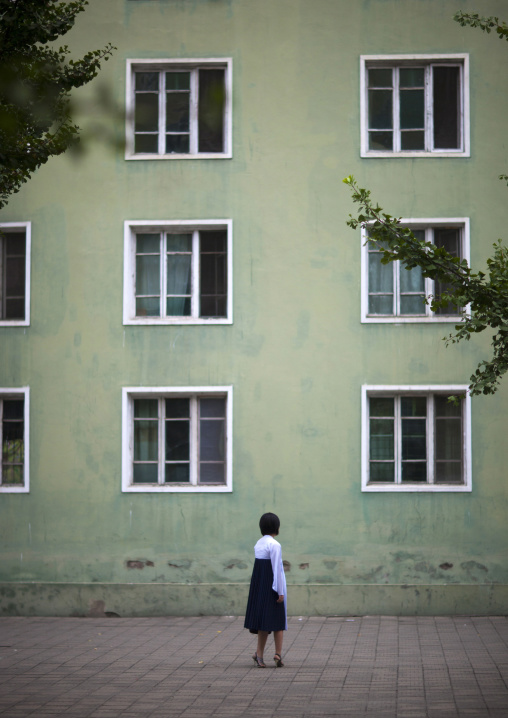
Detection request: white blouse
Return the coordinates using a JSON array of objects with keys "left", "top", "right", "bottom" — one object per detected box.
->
[{"left": 254, "top": 534, "right": 287, "bottom": 599}]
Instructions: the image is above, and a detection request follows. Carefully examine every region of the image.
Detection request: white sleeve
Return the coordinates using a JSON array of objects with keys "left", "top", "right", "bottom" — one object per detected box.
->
[{"left": 269, "top": 541, "right": 284, "bottom": 596}]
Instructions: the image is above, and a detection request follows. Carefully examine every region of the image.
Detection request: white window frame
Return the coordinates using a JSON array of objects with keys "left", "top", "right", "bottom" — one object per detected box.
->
[
  {"left": 125, "top": 58, "right": 232, "bottom": 160},
  {"left": 122, "top": 386, "right": 232, "bottom": 493},
  {"left": 361, "top": 218, "right": 470, "bottom": 323},
  {"left": 0, "top": 222, "right": 31, "bottom": 327},
  {"left": 0, "top": 387, "right": 29, "bottom": 493},
  {"left": 361, "top": 385, "right": 471, "bottom": 493},
  {"left": 360, "top": 54, "right": 470, "bottom": 158},
  {"left": 123, "top": 220, "right": 232, "bottom": 325}
]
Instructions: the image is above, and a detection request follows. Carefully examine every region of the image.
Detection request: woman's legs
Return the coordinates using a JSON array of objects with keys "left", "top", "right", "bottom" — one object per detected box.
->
[
  {"left": 256, "top": 630, "right": 268, "bottom": 659},
  {"left": 274, "top": 630, "right": 283, "bottom": 657}
]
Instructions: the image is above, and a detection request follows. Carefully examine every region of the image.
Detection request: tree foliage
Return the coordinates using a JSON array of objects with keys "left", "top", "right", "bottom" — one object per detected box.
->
[
  {"left": 344, "top": 176, "right": 508, "bottom": 398},
  {"left": 0, "top": 0, "right": 115, "bottom": 209}
]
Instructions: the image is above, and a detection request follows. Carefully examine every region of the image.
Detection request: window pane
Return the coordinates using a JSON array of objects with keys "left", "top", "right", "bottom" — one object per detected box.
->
[
  {"left": 136, "top": 297, "right": 160, "bottom": 317},
  {"left": 165, "top": 398, "right": 189, "bottom": 419},
  {"left": 400, "top": 294, "right": 426, "bottom": 315},
  {"left": 165, "top": 420, "right": 189, "bottom": 461},
  {"left": 370, "top": 462, "right": 394, "bottom": 482},
  {"left": 167, "top": 254, "right": 191, "bottom": 295},
  {"left": 166, "top": 93, "right": 189, "bottom": 132},
  {"left": 200, "top": 231, "right": 226, "bottom": 254},
  {"left": 435, "top": 418, "right": 462, "bottom": 460},
  {"left": 368, "top": 89, "right": 392, "bottom": 129},
  {"left": 369, "top": 253, "right": 393, "bottom": 293},
  {"left": 433, "top": 66, "right": 460, "bottom": 149},
  {"left": 370, "top": 419, "right": 394, "bottom": 460},
  {"left": 368, "top": 295, "right": 393, "bottom": 315},
  {"left": 434, "top": 228, "right": 461, "bottom": 315},
  {"left": 200, "top": 419, "right": 224, "bottom": 461},
  {"left": 134, "top": 420, "right": 158, "bottom": 461},
  {"left": 135, "top": 72, "right": 158, "bottom": 91},
  {"left": 198, "top": 69, "right": 225, "bottom": 153},
  {"left": 134, "top": 399, "right": 158, "bottom": 419},
  {"left": 5, "top": 255, "right": 25, "bottom": 296},
  {"left": 135, "top": 134, "right": 158, "bottom": 154},
  {"left": 401, "top": 397, "right": 426, "bottom": 417},
  {"left": 167, "top": 234, "right": 192, "bottom": 252},
  {"left": 368, "top": 68, "right": 392, "bottom": 87},
  {"left": 167, "top": 297, "right": 191, "bottom": 316},
  {"left": 199, "top": 463, "right": 224, "bottom": 484},
  {"left": 165, "top": 464, "right": 190, "bottom": 483},
  {"left": 136, "top": 254, "right": 160, "bottom": 296},
  {"left": 400, "top": 89, "right": 424, "bottom": 129},
  {"left": 200, "top": 397, "right": 225, "bottom": 418},
  {"left": 133, "top": 464, "right": 158, "bottom": 484},
  {"left": 200, "top": 253, "right": 227, "bottom": 316},
  {"left": 165, "top": 71, "right": 190, "bottom": 90},
  {"left": 435, "top": 461, "right": 462, "bottom": 484},
  {"left": 435, "top": 396, "right": 461, "bottom": 417},
  {"left": 402, "top": 418, "right": 426, "bottom": 460},
  {"left": 137, "top": 234, "right": 160, "bottom": 254},
  {"left": 370, "top": 398, "right": 394, "bottom": 417},
  {"left": 400, "top": 265, "right": 424, "bottom": 293},
  {"left": 400, "top": 131, "right": 425, "bottom": 150},
  {"left": 3, "top": 400, "right": 23, "bottom": 421},
  {"left": 135, "top": 93, "right": 158, "bottom": 132},
  {"left": 399, "top": 68, "right": 424, "bottom": 87},
  {"left": 401, "top": 462, "right": 427, "bottom": 482},
  {"left": 369, "top": 131, "right": 393, "bottom": 150},
  {"left": 166, "top": 134, "right": 189, "bottom": 154}
]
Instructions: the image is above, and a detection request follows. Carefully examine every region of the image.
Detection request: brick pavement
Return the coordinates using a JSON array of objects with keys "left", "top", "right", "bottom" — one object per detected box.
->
[{"left": 0, "top": 615, "right": 507, "bottom": 717}]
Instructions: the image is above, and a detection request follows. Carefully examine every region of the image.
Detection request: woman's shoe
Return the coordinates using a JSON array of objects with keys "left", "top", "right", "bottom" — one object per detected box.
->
[
  {"left": 252, "top": 653, "right": 266, "bottom": 668},
  {"left": 273, "top": 653, "right": 284, "bottom": 667}
]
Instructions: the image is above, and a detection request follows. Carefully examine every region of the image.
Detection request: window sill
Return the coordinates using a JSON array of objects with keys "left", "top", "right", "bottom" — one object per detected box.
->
[
  {"left": 0, "top": 486, "right": 29, "bottom": 493},
  {"left": 361, "top": 150, "right": 469, "bottom": 158},
  {"left": 122, "top": 484, "right": 232, "bottom": 493},
  {"left": 124, "top": 317, "right": 232, "bottom": 326},
  {"left": 125, "top": 152, "right": 233, "bottom": 161},
  {"left": 362, "top": 315, "right": 462, "bottom": 324},
  {"left": 0, "top": 320, "right": 29, "bottom": 327},
  {"left": 362, "top": 483, "right": 471, "bottom": 493}
]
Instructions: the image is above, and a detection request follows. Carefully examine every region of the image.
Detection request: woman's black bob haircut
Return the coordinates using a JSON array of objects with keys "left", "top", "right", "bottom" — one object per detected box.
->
[{"left": 259, "top": 512, "right": 280, "bottom": 536}]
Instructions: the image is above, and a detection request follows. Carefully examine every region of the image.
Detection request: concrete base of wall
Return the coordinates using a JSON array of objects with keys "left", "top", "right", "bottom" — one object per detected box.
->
[{"left": 1, "top": 582, "right": 507, "bottom": 617}]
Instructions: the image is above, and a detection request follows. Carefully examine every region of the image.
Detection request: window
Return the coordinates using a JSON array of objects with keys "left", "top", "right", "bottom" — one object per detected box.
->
[
  {"left": 362, "top": 386, "right": 471, "bottom": 492},
  {"left": 122, "top": 386, "right": 232, "bottom": 492},
  {"left": 360, "top": 55, "right": 469, "bottom": 157},
  {"left": 0, "top": 388, "right": 29, "bottom": 493},
  {"left": 361, "top": 219, "right": 469, "bottom": 323},
  {"left": 126, "top": 59, "right": 232, "bottom": 159},
  {"left": 123, "top": 220, "right": 232, "bottom": 325},
  {"left": 0, "top": 223, "right": 31, "bottom": 326}
]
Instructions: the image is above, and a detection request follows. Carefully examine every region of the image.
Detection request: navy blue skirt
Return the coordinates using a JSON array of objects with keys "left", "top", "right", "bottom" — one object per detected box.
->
[{"left": 244, "top": 558, "right": 286, "bottom": 634}]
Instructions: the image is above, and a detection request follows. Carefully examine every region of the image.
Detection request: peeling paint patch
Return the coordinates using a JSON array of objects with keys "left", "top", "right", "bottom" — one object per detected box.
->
[
  {"left": 126, "top": 559, "right": 154, "bottom": 570},
  {"left": 168, "top": 559, "right": 192, "bottom": 569},
  {"left": 440, "top": 562, "right": 454, "bottom": 570},
  {"left": 461, "top": 561, "right": 488, "bottom": 572},
  {"left": 299, "top": 563, "right": 309, "bottom": 570},
  {"left": 283, "top": 560, "right": 291, "bottom": 572},
  {"left": 224, "top": 560, "right": 247, "bottom": 570}
]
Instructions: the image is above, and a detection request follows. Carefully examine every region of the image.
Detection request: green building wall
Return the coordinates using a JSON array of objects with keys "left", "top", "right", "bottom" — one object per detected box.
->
[{"left": 1, "top": 0, "right": 507, "bottom": 616}]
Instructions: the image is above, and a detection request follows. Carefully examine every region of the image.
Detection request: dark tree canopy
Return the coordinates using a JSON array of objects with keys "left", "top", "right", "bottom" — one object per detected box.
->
[{"left": 0, "top": 0, "right": 115, "bottom": 209}]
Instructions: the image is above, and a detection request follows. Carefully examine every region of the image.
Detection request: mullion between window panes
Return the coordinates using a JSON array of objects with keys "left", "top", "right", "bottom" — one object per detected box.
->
[
  {"left": 191, "top": 231, "right": 199, "bottom": 318},
  {"left": 0, "top": 240, "right": 4, "bottom": 318},
  {"left": 394, "top": 397, "right": 401, "bottom": 483},
  {"left": 394, "top": 261, "right": 400, "bottom": 316},
  {"left": 158, "top": 398, "right": 164, "bottom": 485},
  {"left": 159, "top": 233, "right": 165, "bottom": 318},
  {"left": 189, "top": 70, "right": 198, "bottom": 155},
  {"left": 426, "top": 66, "right": 434, "bottom": 151},
  {"left": 393, "top": 68, "right": 400, "bottom": 152},
  {"left": 428, "top": 395, "right": 435, "bottom": 484},
  {"left": 157, "top": 72, "right": 165, "bottom": 156},
  {"left": 190, "top": 396, "right": 198, "bottom": 485}
]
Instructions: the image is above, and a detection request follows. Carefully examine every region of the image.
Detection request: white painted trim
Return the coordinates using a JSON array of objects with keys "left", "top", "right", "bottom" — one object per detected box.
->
[
  {"left": 0, "top": 222, "right": 31, "bottom": 327},
  {"left": 360, "top": 54, "right": 470, "bottom": 158},
  {"left": 122, "top": 386, "right": 233, "bottom": 493},
  {"left": 125, "top": 58, "right": 233, "bottom": 160},
  {"left": 123, "top": 219, "right": 233, "bottom": 325},
  {"left": 361, "top": 384, "right": 471, "bottom": 493},
  {"left": 361, "top": 218, "right": 470, "bottom": 323},
  {"left": 0, "top": 387, "right": 29, "bottom": 493}
]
